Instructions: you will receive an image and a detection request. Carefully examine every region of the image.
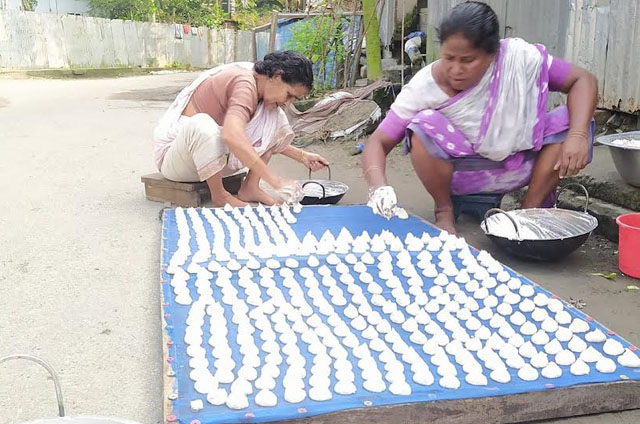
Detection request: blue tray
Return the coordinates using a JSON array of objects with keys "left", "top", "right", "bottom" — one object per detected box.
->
[{"left": 160, "top": 205, "right": 640, "bottom": 424}]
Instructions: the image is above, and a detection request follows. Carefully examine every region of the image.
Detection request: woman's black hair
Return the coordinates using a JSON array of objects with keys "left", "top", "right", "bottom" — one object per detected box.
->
[
  {"left": 437, "top": 1, "right": 500, "bottom": 54},
  {"left": 254, "top": 50, "right": 314, "bottom": 90}
]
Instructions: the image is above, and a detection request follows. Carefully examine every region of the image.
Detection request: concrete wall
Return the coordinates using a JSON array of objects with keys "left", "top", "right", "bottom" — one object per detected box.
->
[
  {"left": 0, "top": 9, "right": 255, "bottom": 70},
  {"left": 2, "top": 0, "right": 89, "bottom": 13},
  {"left": 1, "top": 0, "right": 23, "bottom": 10}
]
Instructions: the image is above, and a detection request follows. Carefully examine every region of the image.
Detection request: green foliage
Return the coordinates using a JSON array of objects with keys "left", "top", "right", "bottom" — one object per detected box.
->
[
  {"left": 88, "top": 0, "right": 274, "bottom": 28},
  {"left": 156, "top": 0, "right": 226, "bottom": 27},
  {"left": 232, "top": 0, "right": 278, "bottom": 29},
  {"left": 286, "top": 16, "right": 348, "bottom": 93},
  {"left": 255, "top": 0, "right": 284, "bottom": 9},
  {"left": 88, "top": 0, "right": 157, "bottom": 21}
]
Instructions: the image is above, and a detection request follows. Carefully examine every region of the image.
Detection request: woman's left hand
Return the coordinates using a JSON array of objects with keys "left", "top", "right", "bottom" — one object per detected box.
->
[
  {"left": 302, "top": 152, "right": 330, "bottom": 171},
  {"left": 555, "top": 133, "right": 589, "bottom": 178}
]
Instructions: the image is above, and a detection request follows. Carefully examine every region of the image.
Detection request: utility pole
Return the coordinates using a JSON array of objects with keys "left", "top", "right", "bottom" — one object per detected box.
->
[{"left": 362, "top": 0, "right": 382, "bottom": 80}]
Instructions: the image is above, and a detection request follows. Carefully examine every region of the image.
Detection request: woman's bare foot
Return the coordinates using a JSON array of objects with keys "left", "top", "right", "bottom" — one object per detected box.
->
[
  {"left": 237, "top": 184, "right": 278, "bottom": 205},
  {"left": 212, "top": 191, "right": 247, "bottom": 207},
  {"left": 434, "top": 206, "right": 457, "bottom": 235}
]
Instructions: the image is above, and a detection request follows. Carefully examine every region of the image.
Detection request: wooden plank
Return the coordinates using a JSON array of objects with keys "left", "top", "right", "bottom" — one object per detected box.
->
[
  {"left": 141, "top": 173, "right": 202, "bottom": 192},
  {"left": 145, "top": 183, "right": 207, "bottom": 207},
  {"left": 253, "top": 23, "right": 272, "bottom": 32},
  {"left": 268, "top": 11, "right": 278, "bottom": 53},
  {"left": 142, "top": 172, "right": 246, "bottom": 206},
  {"left": 274, "top": 381, "right": 640, "bottom": 424}
]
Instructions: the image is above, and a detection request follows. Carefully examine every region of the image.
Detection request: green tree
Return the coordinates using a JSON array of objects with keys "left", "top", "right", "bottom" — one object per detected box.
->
[
  {"left": 88, "top": 0, "right": 283, "bottom": 29},
  {"left": 286, "top": 16, "right": 348, "bottom": 93},
  {"left": 88, "top": 0, "right": 156, "bottom": 21},
  {"left": 88, "top": 0, "right": 227, "bottom": 27}
]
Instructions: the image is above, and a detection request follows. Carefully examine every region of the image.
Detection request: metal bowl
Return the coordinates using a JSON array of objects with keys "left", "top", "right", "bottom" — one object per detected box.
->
[
  {"left": 480, "top": 184, "right": 598, "bottom": 261},
  {"left": 481, "top": 208, "right": 598, "bottom": 261},
  {"left": 1, "top": 355, "right": 142, "bottom": 424},
  {"left": 597, "top": 131, "right": 640, "bottom": 187},
  {"left": 299, "top": 180, "right": 349, "bottom": 205},
  {"left": 297, "top": 166, "right": 349, "bottom": 205}
]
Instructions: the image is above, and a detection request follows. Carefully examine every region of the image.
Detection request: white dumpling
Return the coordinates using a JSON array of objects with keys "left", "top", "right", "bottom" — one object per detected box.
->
[
  {"left": 255, "top": 389, "right": 278, "bottom": 407},
  {"left": 618, "top": 349, "right": 640, "bottom": 368}
]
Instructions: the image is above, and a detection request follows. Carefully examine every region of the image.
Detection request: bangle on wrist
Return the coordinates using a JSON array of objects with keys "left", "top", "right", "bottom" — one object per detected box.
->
[
  {"left": 568, "top": 129, "right": 589, "bottom": 141},
  {"left": 246, "top": 154, "right": 261, "bottom": 169}
]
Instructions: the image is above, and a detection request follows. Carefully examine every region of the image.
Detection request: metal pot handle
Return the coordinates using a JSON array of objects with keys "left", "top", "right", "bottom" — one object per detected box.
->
[
  {"left": 557, "top": 183, "right": 590, "bottom": 212},
  {"left": 308, "top": 165, "right": 332, "bottom": 181},
  {"left": 0, "top": 354, "right": 65, "bottom": 417},
  {"left": 484, "top": 208, "right": 520, "bottom": 239},
  {"left": 302, "top": 181, "right": 326, "bottom": 199}
]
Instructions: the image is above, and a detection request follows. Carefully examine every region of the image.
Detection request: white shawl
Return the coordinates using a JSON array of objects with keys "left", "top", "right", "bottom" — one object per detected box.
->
[{"left": 152, "top": 62, "right": 294, "bottom": 171}]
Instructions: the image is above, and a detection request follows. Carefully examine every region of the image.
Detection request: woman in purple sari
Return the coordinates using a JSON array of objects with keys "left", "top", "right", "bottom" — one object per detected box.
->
[{"left": 362, "top": 1, "right": 597, "bottom": 234}]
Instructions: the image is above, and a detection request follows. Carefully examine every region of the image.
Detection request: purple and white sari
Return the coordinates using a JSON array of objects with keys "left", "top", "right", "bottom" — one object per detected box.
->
[{"left": 379, "top": 37, "right": 594, "bottom": 196}]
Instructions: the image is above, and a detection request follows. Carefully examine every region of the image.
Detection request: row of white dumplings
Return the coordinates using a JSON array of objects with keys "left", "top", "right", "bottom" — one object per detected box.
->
[
  {"left": 167, "top": 205, "right": 303, "bottom": 274},
  {"left": 169, "top": 207, "right": 474, "bottom": 274}
]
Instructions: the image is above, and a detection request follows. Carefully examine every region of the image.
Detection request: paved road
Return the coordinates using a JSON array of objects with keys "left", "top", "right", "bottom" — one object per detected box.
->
[{"left": 0, "top": 73, "right": 637, "bottom": 424}]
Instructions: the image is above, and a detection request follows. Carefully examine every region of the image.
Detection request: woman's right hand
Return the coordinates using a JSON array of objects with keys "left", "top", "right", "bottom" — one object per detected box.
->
[
  {"left": 273, "top": 178, "right": 304, "bottom": 204},
  {"left": 368, "top": 185, "right": 399, "bottom": 218}
]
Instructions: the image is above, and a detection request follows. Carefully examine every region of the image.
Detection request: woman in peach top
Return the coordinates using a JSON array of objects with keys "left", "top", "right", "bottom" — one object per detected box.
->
[{"left": 153, "top": 51, "right": 329, "bottom": 206}]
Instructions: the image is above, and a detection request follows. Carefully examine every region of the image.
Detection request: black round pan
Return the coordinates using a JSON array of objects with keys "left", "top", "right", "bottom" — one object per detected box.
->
[
  {"left": 481, "top": 184, "right": 598, "bottom": 261},
  {"left": 298, "top": 166, "right": 349, "bottom": 205}
]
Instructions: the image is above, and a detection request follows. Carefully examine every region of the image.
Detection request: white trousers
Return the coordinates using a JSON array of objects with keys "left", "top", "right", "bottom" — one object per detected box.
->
[{"left": 160, "top": 114, "right": 229, "bottom": 182}]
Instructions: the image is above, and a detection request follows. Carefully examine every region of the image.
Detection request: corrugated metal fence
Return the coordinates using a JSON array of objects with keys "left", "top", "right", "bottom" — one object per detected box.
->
[{"left": 426, "top": 0, "right": 640, "bottom": 114}]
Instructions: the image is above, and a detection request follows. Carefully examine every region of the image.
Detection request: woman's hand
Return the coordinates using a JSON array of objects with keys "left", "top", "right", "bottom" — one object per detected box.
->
[
  {"left": 368, "top": 185, "right": 398, "bottom": 219},
  {"left": 302, "top": 151, "right": 329, "bottom": 171},
  {"left": 272, "top": 177, "right": 304, "bottom": 204},
  {"left": 556, "top": 64, "right": 597, "bottom": 179},
  {"left": 554, "top": 132, "right": 590, "bottom": 178}
]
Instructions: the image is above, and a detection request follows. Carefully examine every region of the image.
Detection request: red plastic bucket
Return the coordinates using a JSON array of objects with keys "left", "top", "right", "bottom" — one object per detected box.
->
[{"left": 617, "top": 213, "right": 640, "bottom": 279}]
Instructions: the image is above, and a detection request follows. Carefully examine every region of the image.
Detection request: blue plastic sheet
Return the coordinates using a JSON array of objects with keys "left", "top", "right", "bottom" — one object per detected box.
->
[{"left": 161, "top": 205, "right": 640, "bottom": 424}]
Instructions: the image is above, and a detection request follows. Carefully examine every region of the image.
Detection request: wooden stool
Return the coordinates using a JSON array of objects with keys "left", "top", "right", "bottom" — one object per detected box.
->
[
  {"left": 141, "top": 172, "right": 246, "bottom": 207},
  {"left": 451, "top": 193, "right": 505, "bottom": 221}
]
